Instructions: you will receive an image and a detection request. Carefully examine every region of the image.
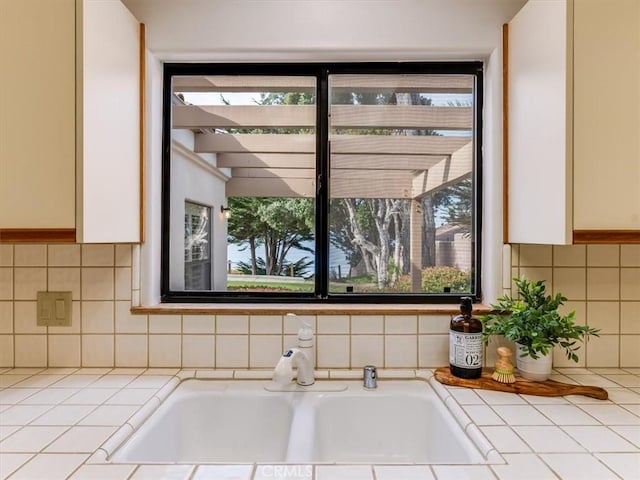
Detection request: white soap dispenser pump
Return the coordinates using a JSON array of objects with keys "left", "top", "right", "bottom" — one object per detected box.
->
[{"left": 288, "top": 312, "right": 314, "bottom": 359}]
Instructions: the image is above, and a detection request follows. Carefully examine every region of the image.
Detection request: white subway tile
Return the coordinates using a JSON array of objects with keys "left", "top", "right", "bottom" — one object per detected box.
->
[
  {"left": 114, "top": 268, "right": 132, "bottom": 301},
  {"left": 81, "top": 268, "right": 114, "bottom": 300},
  {"left": 216, "top": 315, "right": 248, "bottom": 334},
  {"left": 317, "top": 315, "right": 349, "bottom": 334},
  {"left": 553, "top": 245, "right": 587, "bottom": 267},
  {"left": 13, "top": 268, "right": 46, "bottom": 300},
  {"left": 0, "top": 244, "right": 14, "bottom": 266},
  {"left": 48, "top": 245, "right": 80, "bottom": 267},
  {"left": 553, "top": 268, "right": 586, "bottom": 300},
  {"left": 48, "top": 335, "right": 81, "bottom": 367},
  {"left": 82, "top": 335, "right": 114, "bottom": 367},
  {"left": 81, "top": 245, "right": 114, "bottom": 266},
  {"left": 249, "top": 335, "right": 282, "bottom": 368},
  {"left": 384, "top": 315, "right": 417, "bottom": 334},
  {"left": 182, "top": 335, "right": 215, "bottom": 368},
  {"left": 216, "top": 335, "right": 248, "bottom": 368},
  {"left": 14, "top": 245, "right": 47, "bottom": 267},
  {"left": 586, "top": 268, "right": 620, "bottom": 301},
  {"left": 0, "top": 335, "right": 13, "bottom": 367},
  {"left": 14, "top": 302, "right": 44, "bottom": 334},
  {"left": 0, "top": 268, "right": 13, "bottom": 300},
  {"left": 621, "top": 268, "right": 640, "bottom": 300},
  {"left": 114, "top": 335, "right": 147, "bottom": 368},
  {"left": 621, "top": 245, "right": 640, "bottom": 267},
  {"left": 149, "top": 315, "right": 181, "bottom": 334},
  {"left": 249, "top": 315, "right": 282, "bottom": 334},
  {"left": 418, "top": 315, "right": 450, "bottom": 334},
  {"left": 620, "top": 335, "right": 640, "bottom": 367},
  {"left": 148, "top": 335, "right": 181, "bottom": 368},
  {"left": 519, "top": 244, "right": 553, "bottom": 266},
  {"left": 182, "top": 315, "right": 214, "bottom": 334},
  {"left": 418, "top": 334, "right": 448, "bottom": 367},
  {"left": 587, "top": 245, "right": 620, "bottom": 267},
  {"left": 115, "top": 244, "right": 132, "bottom": 267},
  {"left": 47, "top": 268, "right": 81, "bottom": 300},
  {"left": 316, "top": 335, "right": 349, "bottom": 368},
  {"left": 350, "top": 335, "right": 383, "bottom": 368},
  {"left": 115, "top": 301, "right": 147, "bottom": 333},
  {"left": 586, "top": 335, "right": 619, "bottom": 368},
  {"left": 384, "top": 335, "right": 417, "bottom": 368},
  {"left": 81, "top": 301, "right": 114, "bottom": 333},
  {"left": 351, "top": 315, "right": 383, "bottom": 334},
  {"left": 14, "top": 335, "right": 47, "bottom": 367}
]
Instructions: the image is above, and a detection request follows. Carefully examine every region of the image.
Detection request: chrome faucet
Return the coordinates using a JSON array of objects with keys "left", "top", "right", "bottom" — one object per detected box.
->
[
  {"left": 273, "top": 348, "right": 315, "bottom": 386},
  {"left": 363, "top": 365, "right": 377, "bottom": 389}
]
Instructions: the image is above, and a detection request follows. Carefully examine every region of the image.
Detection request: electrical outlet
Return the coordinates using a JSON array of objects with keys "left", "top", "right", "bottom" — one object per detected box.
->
[{"left": 37, "top": 291, "right": 72, "bottom": 327}]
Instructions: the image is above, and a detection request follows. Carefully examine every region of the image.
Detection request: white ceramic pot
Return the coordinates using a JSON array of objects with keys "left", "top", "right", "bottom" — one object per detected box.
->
[{"left": 515, "top": 343, "right": 552, "bottom": 381}]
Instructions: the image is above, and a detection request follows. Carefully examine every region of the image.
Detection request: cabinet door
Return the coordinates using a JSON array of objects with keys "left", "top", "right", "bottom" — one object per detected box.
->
[
  {"left": 507, "top": 0, "right": 573, "bottom": 245},
  {"left": 0, "top": 0, "right": 76, "bottom": 232},
  {"left": 573, "top": 0, "right": 640, "bottom": 231},
  {"left": 78, "top": 0, "right": 141, "bottom": 243}
]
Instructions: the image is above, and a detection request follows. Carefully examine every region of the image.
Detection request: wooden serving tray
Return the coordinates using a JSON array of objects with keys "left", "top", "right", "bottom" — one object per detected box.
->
[{"left": 434, "top": 367, "right": 608, "bottom": 400}]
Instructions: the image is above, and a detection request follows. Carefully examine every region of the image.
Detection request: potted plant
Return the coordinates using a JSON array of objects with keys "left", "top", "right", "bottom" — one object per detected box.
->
[{"left": 481, "top": 277, "right": 600, "bottom": 381}]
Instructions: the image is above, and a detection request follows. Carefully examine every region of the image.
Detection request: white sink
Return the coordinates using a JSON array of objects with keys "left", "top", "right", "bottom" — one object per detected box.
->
[{"left": 111, "top": 379, "right": 487, "bottom": 464}]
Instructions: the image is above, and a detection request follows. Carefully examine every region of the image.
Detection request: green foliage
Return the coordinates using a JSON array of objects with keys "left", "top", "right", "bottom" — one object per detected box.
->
[
  {"left": 421, "top": 266, "right": 471, "bottom": 293},
  {"left": 481, "top": 277, "right": 600, "bottom": 361},
  {"left": 236, "top": 256, "right": 313, "bottom": 278}
]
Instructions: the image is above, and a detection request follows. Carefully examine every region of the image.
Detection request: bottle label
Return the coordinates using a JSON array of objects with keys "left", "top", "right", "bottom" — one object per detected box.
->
[{"left": 449, "top": 331, "right": 483, "bottom": 369}]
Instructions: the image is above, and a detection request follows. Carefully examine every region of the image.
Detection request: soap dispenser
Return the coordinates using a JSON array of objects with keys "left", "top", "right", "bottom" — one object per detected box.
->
[{"left": 290, "top": 313, "right": 314, "bottom": 360}]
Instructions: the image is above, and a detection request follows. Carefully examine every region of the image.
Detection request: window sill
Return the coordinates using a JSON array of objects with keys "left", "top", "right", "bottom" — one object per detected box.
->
[{"left": 132, "top": 303, "right": 492, "bottom": 315}]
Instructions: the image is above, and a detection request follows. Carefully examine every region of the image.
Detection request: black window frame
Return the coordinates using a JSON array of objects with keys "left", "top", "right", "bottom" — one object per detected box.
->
[{"left": 161, "top": 62, "right": 483, "bottom": 303}]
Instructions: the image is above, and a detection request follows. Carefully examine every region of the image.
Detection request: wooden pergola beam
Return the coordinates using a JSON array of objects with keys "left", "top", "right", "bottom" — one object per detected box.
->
[
  {"left": 217, "top": 152, "right": 446, "bottom": 170},
  {"left": 331, "top": 105, "right": 472, "bottom": 130},
  {"left": 175, "top": 104, "right": 471, "bottom": 130},
  {"left": 412, "top": 142, "right": 473, "bottom": 198},
  {"left": 194, "top": 133, "right": 470, "bottom": 156},
  {"left": 172, "top": 74, "right": 473, "bottom": 94}
]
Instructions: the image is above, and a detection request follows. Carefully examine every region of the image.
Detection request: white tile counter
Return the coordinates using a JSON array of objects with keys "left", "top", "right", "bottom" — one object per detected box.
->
[{"left": 0, "top": 368, "right": 639, "bottom": 479}]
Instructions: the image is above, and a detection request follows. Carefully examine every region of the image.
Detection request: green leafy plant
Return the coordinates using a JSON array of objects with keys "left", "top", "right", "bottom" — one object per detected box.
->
[{"left": 481, "top": 277, "right": 599, "bottom": 361}]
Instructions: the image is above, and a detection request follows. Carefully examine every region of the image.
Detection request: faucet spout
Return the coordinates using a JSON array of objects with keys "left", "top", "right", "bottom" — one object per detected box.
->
[{"left": 272, "top": 348, "right": 315, "bottom": 386}]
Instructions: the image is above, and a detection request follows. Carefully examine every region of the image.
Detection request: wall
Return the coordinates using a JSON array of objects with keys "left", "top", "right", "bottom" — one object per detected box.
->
[
  {"left": 504, "top": 244, "right": 640, "bottom": 368},
  {"left": 1, "top": 242, "right": 638, "bottom": 369},
  {"left": 170, "top": 130, "right": 229, "bottom": 291},
  {"left": 0, "top": 243, "right": 452, "bottom": 369}
]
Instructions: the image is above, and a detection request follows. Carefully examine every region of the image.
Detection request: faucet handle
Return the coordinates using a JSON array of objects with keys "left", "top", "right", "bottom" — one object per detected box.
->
[{"left": 363, "top": 365, "right": 377, "bottom": 389}]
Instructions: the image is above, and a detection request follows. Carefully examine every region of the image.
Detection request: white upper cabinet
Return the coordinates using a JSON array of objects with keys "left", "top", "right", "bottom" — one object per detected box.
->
[
  {"left": 507, "top": 0, "right": 640, "bottom": 244},
  {"left": 77, "top": 0, "right": 142, "bottom": 243},
  {"left": 0, "top": 0, "right": 142, "bottom": 243}
]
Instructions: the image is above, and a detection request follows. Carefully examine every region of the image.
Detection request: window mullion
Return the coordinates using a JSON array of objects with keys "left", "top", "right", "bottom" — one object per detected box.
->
[{"left": 316, "top": 70, "right": 330, "bottom": 298}]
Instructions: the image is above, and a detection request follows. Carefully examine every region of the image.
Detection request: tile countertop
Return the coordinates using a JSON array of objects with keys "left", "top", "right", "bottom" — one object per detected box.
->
[{"left": 0, "top": 368, "right": 639, "bottom": 480}]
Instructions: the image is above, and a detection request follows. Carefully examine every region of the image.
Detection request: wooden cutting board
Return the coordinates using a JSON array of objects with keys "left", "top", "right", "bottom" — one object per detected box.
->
[{"left": 434, "top": 367, "right": 608, "bottom": 400}]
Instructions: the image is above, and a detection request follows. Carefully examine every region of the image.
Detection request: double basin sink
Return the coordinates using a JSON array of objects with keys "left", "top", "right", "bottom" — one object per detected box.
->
[{"left": 110, "top": 379, "right": 485, "bottom": 464}]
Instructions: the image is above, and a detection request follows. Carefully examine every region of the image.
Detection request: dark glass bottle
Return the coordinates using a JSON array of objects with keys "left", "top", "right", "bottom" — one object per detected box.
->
[{"left": 449, "top": 297, "right": 483, "bottom": 379}]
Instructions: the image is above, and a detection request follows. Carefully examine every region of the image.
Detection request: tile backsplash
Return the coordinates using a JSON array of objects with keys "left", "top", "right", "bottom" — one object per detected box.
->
[
  {"left": 506, "top": 244, "right": 640, "bottom": 369},
  {"left": 0, "top": 243, "right": 638, "bottom": 369}
]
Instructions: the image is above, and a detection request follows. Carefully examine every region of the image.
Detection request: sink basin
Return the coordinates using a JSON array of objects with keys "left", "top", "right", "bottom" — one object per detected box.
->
[
  {"left": 308, "top": 385, "right": 482, "bottom": 463},
  {"left": 111, "top": 379, "right": 487, "bottom": 464},
  {"left": 111, "top": 381, "right": 293, "bottom": 463}
]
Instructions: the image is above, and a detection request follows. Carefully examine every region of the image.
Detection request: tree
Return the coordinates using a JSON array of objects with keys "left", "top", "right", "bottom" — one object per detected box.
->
[{"left": 227, "top": 197, "right": 314, "bottom": 277}]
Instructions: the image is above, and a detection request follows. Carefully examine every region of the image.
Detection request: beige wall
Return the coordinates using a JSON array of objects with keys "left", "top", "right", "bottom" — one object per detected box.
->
[
  {"left": 1, "top": 243, "right": 638, "bottom": 369},
  {"left": 0, "top": 243, "right": 450, "bottom": 369},
  {"left": 505, "top": 244, "right": 640, "bottom": 368}
]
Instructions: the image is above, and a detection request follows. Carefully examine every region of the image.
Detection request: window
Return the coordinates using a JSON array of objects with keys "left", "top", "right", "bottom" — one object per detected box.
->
[
  {"left": 162, "top": 63, "right": 482, "bottom": 303},
  {"left": 184, "top": 201, "right": 211, "bottom": 290}
]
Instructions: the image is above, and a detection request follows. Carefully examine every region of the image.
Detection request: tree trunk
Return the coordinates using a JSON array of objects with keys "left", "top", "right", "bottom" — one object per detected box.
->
[
  {"left": 249, "top": 237, "right": 257, "bottom": 275},
  {"left": 422, "top": 196, "right": 436, "bottom": 267}
]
